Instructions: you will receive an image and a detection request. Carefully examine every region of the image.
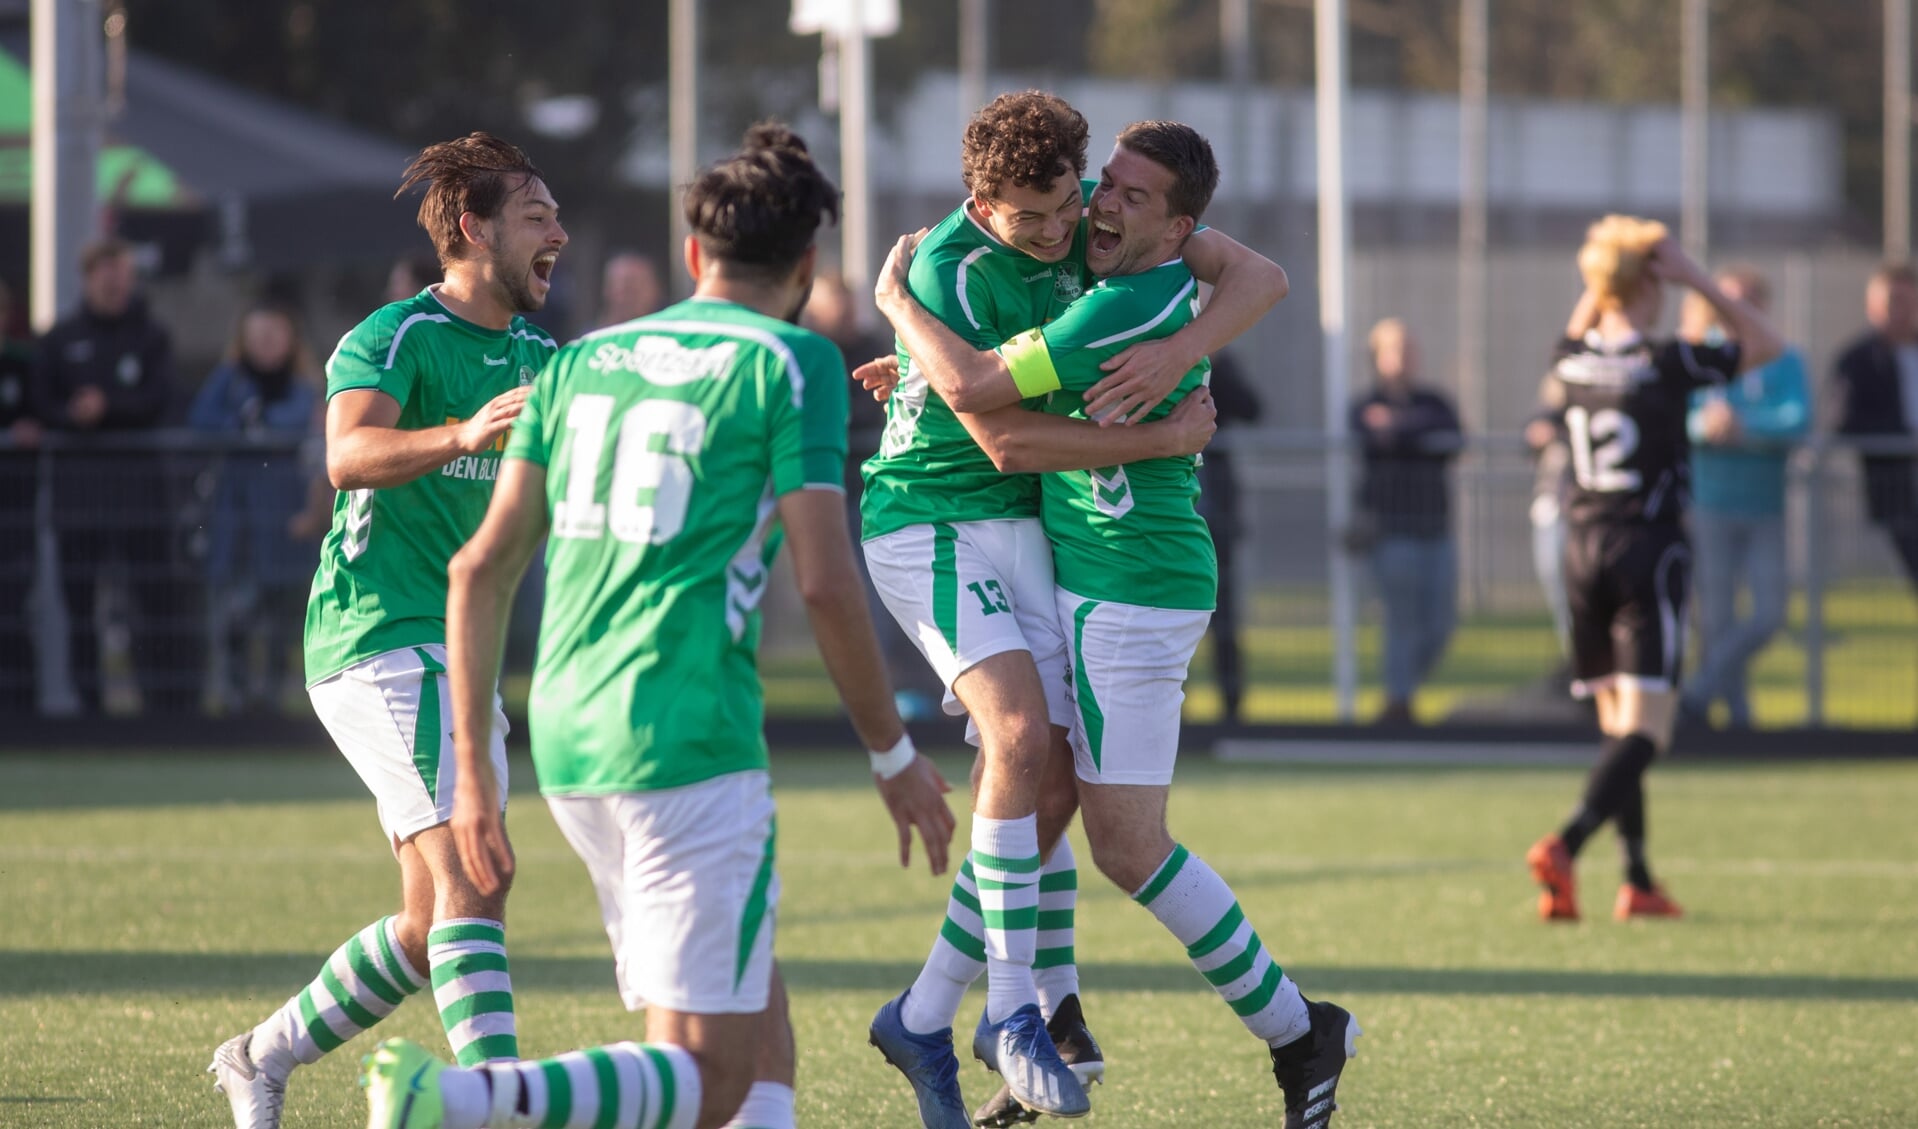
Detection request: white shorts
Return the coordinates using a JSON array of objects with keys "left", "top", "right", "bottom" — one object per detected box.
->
[
  {"left": 309, "top": 644, "right": 510, "bottom": 845},
  {"left": 545, "top": 771, "right": 779, "bottom": 1016},
  {"left": 1057, "top": 589, "right": 1211, "bottom": 787},
  {"left": 863, "top": 518, "right": 1072, "bottom": 732}
]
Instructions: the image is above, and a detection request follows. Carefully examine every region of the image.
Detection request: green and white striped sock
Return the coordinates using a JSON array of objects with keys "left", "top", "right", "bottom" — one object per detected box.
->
[
  {"left": 441, "top": 1041, "right": 700, "bottom": 1129},
  {"left": 429, "top": 918, "right": 518, "bottom": 1065},
  {"left": 1132, "top": 844, "right": 1309, "bottom": 1047},
  {"left": 252, "top": 916, "right": 427, "bottom": 1070},
  {"left": 719, "top": 1080, "right": 796, "bottom": 1128},
  {"left": 901, "top": 857, "right": 987, "bottom": 1034},
  {"left": 1033, "top": 840, "right": 1081, "bottom": 1017},
  {"left": 974, "top": 814, "right": 1042, "bottom": 1023}
]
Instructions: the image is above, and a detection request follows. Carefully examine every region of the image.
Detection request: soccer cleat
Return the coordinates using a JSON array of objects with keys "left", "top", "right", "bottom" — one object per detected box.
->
[
  {"left": 361, "top": 1038, "right": 447, "bottom": 1129},
  {"left": 972, "top": 994, "right": 1104, "bottom": 1127},
  {"left": 971, "top": 1003, "right": 1090, "bottom": 1120},
  {"left": 1614, "top": 883, "right": 1684, "bottom": 920},
  {"left": 1271, "top": 998, "right": 1361, "bottom": 1129},
  {"left": 1527, "top": 834, "right": 1579, "bottom": 922},
  {"left": 869, "top": 990, "right": 972, "bottom": 1129},
  {"left": 208, "top": 1031, "right": 288, "bottom": 1129}
]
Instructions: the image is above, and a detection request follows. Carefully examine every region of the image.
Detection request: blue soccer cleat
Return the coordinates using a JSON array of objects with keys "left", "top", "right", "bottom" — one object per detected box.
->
[
  {"left": 869, "top": 990, "right": 971, "bottom": 1129},
  {"left": 971, "top": 1003, "right": 1089, "bottom": 1119}
]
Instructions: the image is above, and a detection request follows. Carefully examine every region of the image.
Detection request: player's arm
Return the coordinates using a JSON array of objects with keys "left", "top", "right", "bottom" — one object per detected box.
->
[
  {"left": 1564, "top": 287, "right": 1601, "bottom": 340},
  {"left": 1649, "top": 237, "right": 1782, "bottom": 372},
  {"left": 957, "top": 386, "right": 1216, "bottom": 474},
  {"left": 1082, "top": 227, "right": 1288, "bottom": 424},
  {"left": 325, "top": 386, "right": 531, "bottom": 490},
  {"left": 872, "top": 234, "right": 1024, "bottom": 413},
  {"left": 778, "top": 487, "right": 956, "bottom": 875},
  {"left": 445, "top": 456, "right": 550, "bottom": 897}
]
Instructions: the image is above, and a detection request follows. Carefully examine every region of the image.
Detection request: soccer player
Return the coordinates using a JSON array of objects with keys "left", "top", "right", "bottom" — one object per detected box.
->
[
  {"left": 1525, "top": 216, "right": 1782, "bottom": 922},
  {"left": 209, "top": 133, "right": 565, "bottom": 1129},
  {"left": 874, "top": 120, "right": 1361, "bottom": 1129},
  {"left": 859, "top": 92, "right": 1286, "bottom": 1127},
  {"left": 359, "top": 124, "right": 956, "bottom": 1129}
]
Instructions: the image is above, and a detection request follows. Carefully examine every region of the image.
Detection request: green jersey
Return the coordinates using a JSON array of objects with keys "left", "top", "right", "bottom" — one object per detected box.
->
[
  {"left": 999, "top": 258, "right": 1216, "bottom": 610},
  {"left": 304, "top": 289, "right": 557, "bottom": 685},
  {"left": 505, "top": 297, "right": 849, "bottom": 795},
  {"left": 859, "top": 194, "right": 1090, "bottom": 540}
]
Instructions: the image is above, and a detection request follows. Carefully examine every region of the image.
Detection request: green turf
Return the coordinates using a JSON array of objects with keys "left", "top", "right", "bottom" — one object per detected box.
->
[{"left": 3, "top": 750, "right": 1916, "bottom": 1126}]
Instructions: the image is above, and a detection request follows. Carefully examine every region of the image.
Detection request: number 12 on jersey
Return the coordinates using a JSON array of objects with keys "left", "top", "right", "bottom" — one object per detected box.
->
[
  {"left": 1564, "top": 404, "right": 1642, "bottom": 493},
  {"left": 553, "top": 393, "right": 708, "bottom": 544}
]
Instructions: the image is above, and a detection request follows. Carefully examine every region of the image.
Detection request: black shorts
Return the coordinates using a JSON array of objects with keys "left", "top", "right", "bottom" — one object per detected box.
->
[{"left": 1563, "top": 521, "right": 1690, "bottom": 696}]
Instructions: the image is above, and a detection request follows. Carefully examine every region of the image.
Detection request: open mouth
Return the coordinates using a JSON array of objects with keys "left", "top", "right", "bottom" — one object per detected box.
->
[
  {"left": 1089, "top": 220, "right": 1122, "bottom": 258},
  {"left": 532, "top": 252, "right": 558, "bottom": 284}
]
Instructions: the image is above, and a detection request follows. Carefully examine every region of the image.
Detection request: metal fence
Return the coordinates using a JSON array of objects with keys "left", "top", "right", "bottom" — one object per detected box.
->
[{"left": 2, "top": 430, "right": 1913, "bottom": 729}]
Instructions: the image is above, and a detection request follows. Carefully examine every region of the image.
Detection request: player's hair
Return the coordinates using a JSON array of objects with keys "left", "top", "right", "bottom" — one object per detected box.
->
[
  {"left": 1115, "top": 120, "right": 1219, "bottom": 223},
  {"left": 1869, "top": 260, "right": 1918, "bottom": 289},
  {"left": 1577, "top": 215, "right": 1669, "bottom": 312},
  {"left": 682, "top": 123, "right": 841, "bottom": 278},
  {"left": 395, "top": 133, "right": 545, "bottom": 266},
  {"left": 962, "top": 91, "right": 1089, "bottom": 200}
]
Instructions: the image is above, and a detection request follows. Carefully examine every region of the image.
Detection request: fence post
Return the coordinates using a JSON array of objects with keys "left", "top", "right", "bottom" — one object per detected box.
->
[{"left": 1803, "top": 442, "right": 1827, "bottom": 727}]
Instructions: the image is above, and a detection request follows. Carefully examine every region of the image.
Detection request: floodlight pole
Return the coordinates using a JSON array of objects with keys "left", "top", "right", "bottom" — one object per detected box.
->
[
  {"left": 839, "top": 19, "right": 875, "bottom": 291},
  {"left": 1316, "top": 0, "right": 1358, "bottom": 723},
  {"left": 668, "top": 0, "right": 699, "bottom": 300},
  {"left": 1887, "top": 0, "right": 1911, "bottom": 257},
  {"left": 1223, "top": 0, "right": 1253, "bottom": 237},
  {"left": 959, "top": 0, "right": 989, "bottom": 123},
  {"left": 1457, "top": 0, "right": 1489, "bottom": 614},
  {"left": 1680, "top": 0, "right": 1709, "bottom": 260},
  {"left": 31, "top": 0, "right": 105, "bottom": 332}
]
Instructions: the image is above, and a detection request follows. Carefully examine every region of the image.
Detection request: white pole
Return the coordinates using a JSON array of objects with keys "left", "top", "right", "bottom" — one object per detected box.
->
[
  {"left": 1457, "top": 0, "right": 1489, "bottom": 614},
  {"left": 1222, "top": 0, "right": 1253, "bottom": 236},
  {"left": 959, "top": 0, "right": 988, "bottom": 124},
  {"left": 31, "top": 0, "right": 104, "bottom": 332},
  {"left": 668, "top": 0, "right": 699, "bottom": 300},
  {"left": 1680, "top": 0, "right": 1709, "bottom": 260},
  {"left": 1316, "top": 0, "right": 1357, "bottom": 722},
  {"left": 1887, "top": 0, "right": 1911, "bottom": 257},
  {"left": 839, "top": 18, "right": 875, "bottom": 291}
]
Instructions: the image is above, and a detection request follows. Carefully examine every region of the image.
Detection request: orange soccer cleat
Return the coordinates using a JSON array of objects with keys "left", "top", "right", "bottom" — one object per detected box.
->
[
  {"left": 1614, "top": 884, "right": 1684, "bottom": 921},
  {"left": 1526, "top": 835, "right": 1579, "bottom": 922}
]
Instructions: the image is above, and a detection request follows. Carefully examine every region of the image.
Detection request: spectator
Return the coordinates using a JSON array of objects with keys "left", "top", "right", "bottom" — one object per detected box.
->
[
  {"left": 1351, "top": 318, "right": 1462, "bottom": 725},
  {"left": 1829, "top": 262, "right": 1918, "bottom": 590},
  {"left": 596, "top": 251, "right": 663, "bottom": 328},
  {"left": 384, "top": 254, "right": 442, "bottom": 304},
  {"left": 0, "top": 277, "right": 39, "bottom": 713},
  {"left": 1679, "top": 266, "right": 1811, "bottom": 729},
  {"left": 187, "top": 300, "right": 324, "bottom": 714},
  {"left": 802, "top": 269, "right": 941, "bottom": 719},
  {"left": 1196, "top": 349, "right": 1261, "bottom": 725},
  {"left": 32, "top": 237, "right": 193, "bottom": 714}
]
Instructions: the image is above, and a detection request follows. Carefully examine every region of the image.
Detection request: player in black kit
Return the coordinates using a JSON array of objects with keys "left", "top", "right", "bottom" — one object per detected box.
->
[{"left": 1526, "top": 216, "right": 1782, "bottom": 923}]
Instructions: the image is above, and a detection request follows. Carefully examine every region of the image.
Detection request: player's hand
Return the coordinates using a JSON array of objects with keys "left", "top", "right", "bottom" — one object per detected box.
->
[
  {"left": 854, "top": 354, "right": 902, "bottom": 403},
  {"left": 873, "top": 229, "right": 928, "bottom": 314},
  {"left": 874, "top": 754, "right": 956, "bottom": 875},
  {"left": 452, "top": 762, "right": 514, "bottom": 897},
  {"left": 1648, "top": 235, "right": 1708, "bottom": 289},
  {"left": 456, "top": 386, "right": 531, "bottom": 455},
  {"left": 1160, "top": 385, "right": 1217, "bottom": 456},
  {"left": 1084, "top": 337, "right": 1203, "bottom": 426}
]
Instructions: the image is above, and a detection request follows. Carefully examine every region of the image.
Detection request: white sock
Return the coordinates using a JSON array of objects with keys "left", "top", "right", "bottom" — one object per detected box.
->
[
  {"left": 721, "top": 1080, "right": 797, "bottom": 1128},
  {"left": 251, "top": 916, "right": 426, "bottom": 1073},
  {"left": 972, "top": 814, "right": 1042, "bottom": 1023}
]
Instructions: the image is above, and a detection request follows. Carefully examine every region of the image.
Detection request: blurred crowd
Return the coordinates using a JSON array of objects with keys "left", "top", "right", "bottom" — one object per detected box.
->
[{"left": 2, "top": 242, "right": 1914, "bottom": 725}]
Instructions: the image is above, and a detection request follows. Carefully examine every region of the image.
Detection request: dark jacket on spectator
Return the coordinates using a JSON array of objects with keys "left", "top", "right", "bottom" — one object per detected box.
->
[
  {"left": 1828, "top": 331, "right": 1916, "bottom": 524},
  {"left": 33, "top": 295, "right": 174, "bottom": 432},
  {"left": 1352, "top": 387, "right": 1463, "bottom": 540},
  {"left": 1196, "top": 351, "right": 1262, "bottom": 540},
  {"left": 188, "top": 360, "right": 321, "bottom": 588}
]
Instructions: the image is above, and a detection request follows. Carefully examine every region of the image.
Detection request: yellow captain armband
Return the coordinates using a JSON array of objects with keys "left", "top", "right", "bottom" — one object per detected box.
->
[{"left": 999, "top": 328, "right": 1062, "bottom": 398}]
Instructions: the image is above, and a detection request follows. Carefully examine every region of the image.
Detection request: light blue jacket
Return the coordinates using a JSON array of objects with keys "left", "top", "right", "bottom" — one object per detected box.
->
[{"left": 1687, "top": 347, "right": 1811, "bottom": 518}]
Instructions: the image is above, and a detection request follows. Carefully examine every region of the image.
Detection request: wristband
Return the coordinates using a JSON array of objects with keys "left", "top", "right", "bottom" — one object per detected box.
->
[{"left": 868, "top": 734, "right": 918, "bottom": 780}]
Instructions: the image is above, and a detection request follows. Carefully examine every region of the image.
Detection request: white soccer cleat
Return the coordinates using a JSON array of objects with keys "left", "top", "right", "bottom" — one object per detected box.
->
[{"left": 209, "top": 1031, "right": 289, "bottom": 1129}]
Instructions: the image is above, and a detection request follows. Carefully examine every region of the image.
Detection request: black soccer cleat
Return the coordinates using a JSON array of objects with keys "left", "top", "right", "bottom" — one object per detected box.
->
[
  {"left": 972, "top": 994, "right": 1105, "bottom": 1127},
  {"left": 1271, "top": 999, "right": 1360, "bottom": 1129}
]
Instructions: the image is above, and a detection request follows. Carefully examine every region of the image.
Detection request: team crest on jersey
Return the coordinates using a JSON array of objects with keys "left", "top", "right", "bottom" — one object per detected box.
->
[
  {"left": 1090, "top": 466, "right": 1134, "bottom": 519},
  {"left": 518, "top": 365, "right": 536, "bottom": 386},
  {"left": 1054, "top": 268, "right": 1084, "bottom": 303}
]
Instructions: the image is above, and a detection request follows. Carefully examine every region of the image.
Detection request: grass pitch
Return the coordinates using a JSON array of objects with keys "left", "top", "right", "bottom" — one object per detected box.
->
[{"left": 2, "top": 748, "right": 1915, "bottom": 1127}]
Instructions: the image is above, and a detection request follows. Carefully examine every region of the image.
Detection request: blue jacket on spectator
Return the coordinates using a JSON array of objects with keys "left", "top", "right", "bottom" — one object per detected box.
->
[
  {"left": 187, "top": 361, "right": 319, "bottom": 588},
  {"left": 1687, "top": 346, "right": 1811, "bottom": 518}
]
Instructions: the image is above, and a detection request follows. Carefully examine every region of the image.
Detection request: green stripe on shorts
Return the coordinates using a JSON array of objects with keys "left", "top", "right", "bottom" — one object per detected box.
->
[
  {"left": 411, "top": 647, "right": 445, "bottom": 805},
  {"left": 931, "top": 523, "right": 959, "bottom": 652},
  {"left": 735, "top": 816, "right": 778, "bottom": 992},
  {"left": 1071, "top": 600, "right": 1104, "bottom": 770}
]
